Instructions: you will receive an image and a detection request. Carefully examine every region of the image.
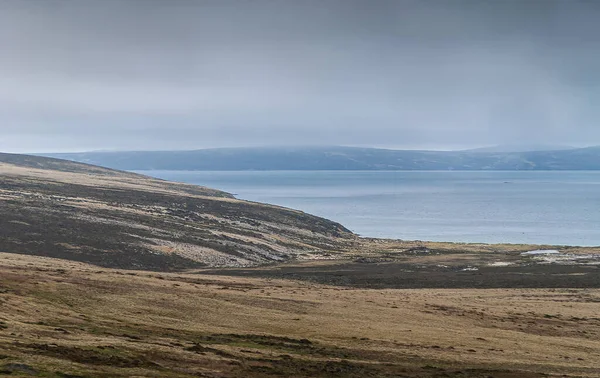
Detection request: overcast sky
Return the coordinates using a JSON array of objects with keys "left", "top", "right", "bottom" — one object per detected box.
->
[{"left": 0, "top": 0, "right": 599, "bottom": 152}]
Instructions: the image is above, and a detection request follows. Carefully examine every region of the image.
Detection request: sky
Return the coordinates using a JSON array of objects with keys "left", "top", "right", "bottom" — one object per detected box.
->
[{"left": 0, "top": 0, "right": 599, "bottom": 153}]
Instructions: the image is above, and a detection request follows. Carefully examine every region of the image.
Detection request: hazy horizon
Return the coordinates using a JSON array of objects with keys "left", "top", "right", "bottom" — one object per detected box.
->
[
  {"left": 24, "top": 142, "right": 594, "bottom": 155},
  {"left": 1, "top": 0, "right": 599, "bottom": 153}
]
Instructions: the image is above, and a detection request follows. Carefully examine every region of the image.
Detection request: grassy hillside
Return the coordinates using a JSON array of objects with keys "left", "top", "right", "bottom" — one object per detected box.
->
[
  {"left": 44, "top": 146, "right": 600, "bottom": 171},
  {"left": 0, "top": 153, "right": 354, "bottom": 271}
]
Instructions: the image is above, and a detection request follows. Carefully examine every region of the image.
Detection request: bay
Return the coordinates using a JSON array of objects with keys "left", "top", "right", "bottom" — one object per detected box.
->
[{"left": 134, "top": 170, "right": 600, "bottom": 246}]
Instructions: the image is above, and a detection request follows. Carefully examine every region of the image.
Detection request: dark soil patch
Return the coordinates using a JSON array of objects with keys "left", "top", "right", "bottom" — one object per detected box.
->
[
  {"left": 237, "top": 356, "right": 549, "bottom": 378},
  {"left": 26, "top": 343, "right": 159, "bottom": 368},
  {"left": 0, "top": 363, "right": 38, "bottom": 375},
  {"left": 202, "top": 262, "right": 600, "bottom": 289}
]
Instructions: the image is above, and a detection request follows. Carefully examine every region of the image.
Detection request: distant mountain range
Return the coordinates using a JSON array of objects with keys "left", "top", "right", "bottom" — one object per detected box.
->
[
  {"left": 463, "top": 144, "right": 576, "bottom": 153},
  {"left": 42, "top": 145, "right": 600, "bottom": 171}
]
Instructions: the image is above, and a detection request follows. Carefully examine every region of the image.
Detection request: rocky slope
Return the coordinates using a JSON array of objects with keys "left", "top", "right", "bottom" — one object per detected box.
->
[{"left": 0, "top": 153, "right": 354, "bottom": 270}]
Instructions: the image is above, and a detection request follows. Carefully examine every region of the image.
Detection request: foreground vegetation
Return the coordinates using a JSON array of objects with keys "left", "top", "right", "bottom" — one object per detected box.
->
[{"left": 1, "top": 252, "right": 599, "bottom": 377}]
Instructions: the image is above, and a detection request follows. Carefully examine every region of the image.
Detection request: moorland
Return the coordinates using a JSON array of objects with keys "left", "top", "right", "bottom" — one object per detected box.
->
[{"left": 1, "top": 153, "right": 599, "bottom": 377}]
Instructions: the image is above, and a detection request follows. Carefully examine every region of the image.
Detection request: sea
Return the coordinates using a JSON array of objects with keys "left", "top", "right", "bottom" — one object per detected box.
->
[{"left": 134, "top": 170, "right": 600, "bottom": 247}]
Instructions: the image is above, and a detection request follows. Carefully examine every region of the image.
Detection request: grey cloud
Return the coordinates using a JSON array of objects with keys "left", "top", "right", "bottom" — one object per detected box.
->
[{"left": 0, "top": 0, "right": 599, "bottom": 152}]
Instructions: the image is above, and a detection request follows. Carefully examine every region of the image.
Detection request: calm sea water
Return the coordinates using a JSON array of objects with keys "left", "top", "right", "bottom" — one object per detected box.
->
[{"left": 135, "top": 170, "right": 600, "bottom": 246}]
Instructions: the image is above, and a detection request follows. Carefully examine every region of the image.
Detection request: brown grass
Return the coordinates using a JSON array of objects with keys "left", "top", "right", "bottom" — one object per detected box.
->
[{"left": 1, "top": 252, "right": 599, "bottom": 377}]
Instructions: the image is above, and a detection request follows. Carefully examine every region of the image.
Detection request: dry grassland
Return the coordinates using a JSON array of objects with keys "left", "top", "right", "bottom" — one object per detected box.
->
[{"left": 1, "top": 253, "right": 599, "bottom": 378}]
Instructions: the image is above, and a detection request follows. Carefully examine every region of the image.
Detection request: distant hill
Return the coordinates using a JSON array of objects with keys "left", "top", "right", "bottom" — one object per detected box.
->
[
  {"left": 464, "top": 144, "right": 576, "bottom": 153},
  {"left": 42, "top": 146, "right": 600, "bottom": 171},
  {"left": 0, "top": 153, "right": 353, "bottom": 270}
]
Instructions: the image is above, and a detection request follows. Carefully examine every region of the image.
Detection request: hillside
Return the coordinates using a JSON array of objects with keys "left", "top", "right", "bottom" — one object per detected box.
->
[
  {"left": 0, "top": 153, "right": 354, "bottom": 271},
  {"left": 3, "top": 153, "right": 600, "bottom": 378},
  {"left": 463, "top": 143, "right": 576, "bottom": 153},
  {"left": 44, "top": 146, "right": 600, "bottom": 171}
]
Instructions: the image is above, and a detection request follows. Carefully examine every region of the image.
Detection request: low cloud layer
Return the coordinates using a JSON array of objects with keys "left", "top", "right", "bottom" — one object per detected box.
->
[{"left": 0, "top": 0, "right": 598, "bottom": 152}]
